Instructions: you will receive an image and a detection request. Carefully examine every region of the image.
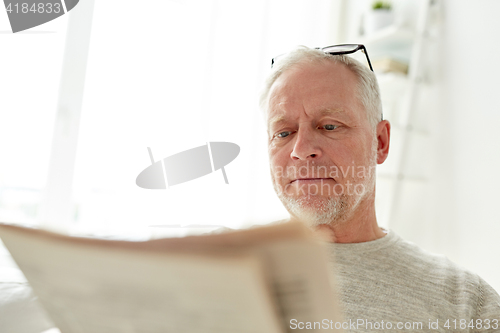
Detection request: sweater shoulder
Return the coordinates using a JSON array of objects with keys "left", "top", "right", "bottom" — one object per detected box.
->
[{"left": 388, "top": 234, "right": 479, "bottom": 284}]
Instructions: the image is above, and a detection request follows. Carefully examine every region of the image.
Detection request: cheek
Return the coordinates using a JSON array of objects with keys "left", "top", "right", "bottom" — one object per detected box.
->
[
  {"left": 339, "top": 136, "right": 372, "bottom": 162},
  {"left": 330, "top": 142, "right": 374, "bottom": 183},
  {"left": 323, "top": 143, "right": 351, "bottom": 165},
  {"left": 269, "top": 145, "right": 287, "bottom": 166},
  {"left": 269, "top": 149, "right": 289, "bottom": 182},
  {"left": 323, "top": 143, "right": 369, "bottom": 179},
  {"left": 269, "top": 155, "right": 285, "bottom": 176}
]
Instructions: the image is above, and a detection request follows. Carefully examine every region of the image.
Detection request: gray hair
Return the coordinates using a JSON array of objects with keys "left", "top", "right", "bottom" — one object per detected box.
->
[{"left": 259, "top": 46, "right": 383, "bottom": 128}]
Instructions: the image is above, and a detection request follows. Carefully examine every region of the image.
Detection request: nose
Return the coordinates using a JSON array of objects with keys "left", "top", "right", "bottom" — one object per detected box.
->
[{"left": 290, "top": 128, "right": 322, "bottom": 160}]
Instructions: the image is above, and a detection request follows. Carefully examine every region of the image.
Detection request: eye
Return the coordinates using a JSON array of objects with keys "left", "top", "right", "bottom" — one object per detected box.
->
[
  {"left": 322, "top": 124, "right": 338, "bottom": 131},
  {"left": 276, "top": 131, "right": 292, "bottom": 138}
]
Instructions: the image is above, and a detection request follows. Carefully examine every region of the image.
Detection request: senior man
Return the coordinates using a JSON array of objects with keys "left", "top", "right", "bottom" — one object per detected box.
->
[{"left": 261, "top": 45, "right": 500, "bottom": 330}]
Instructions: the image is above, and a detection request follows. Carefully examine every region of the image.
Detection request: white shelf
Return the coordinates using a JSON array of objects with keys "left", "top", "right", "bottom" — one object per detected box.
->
[
  {"left": 377, "top": 71, "right": 409, "bottom": 86},
  {"left": 361, "top": 24, "right": 414, "bottom": 46},
  {"left": 360, "top": 25, "right": 415, "bottom": 62}
]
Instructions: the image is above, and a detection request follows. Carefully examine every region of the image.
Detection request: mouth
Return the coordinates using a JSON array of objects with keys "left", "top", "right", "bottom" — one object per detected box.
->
[{"left": 290, "top": 178, "right": 334, "bottom": 184}]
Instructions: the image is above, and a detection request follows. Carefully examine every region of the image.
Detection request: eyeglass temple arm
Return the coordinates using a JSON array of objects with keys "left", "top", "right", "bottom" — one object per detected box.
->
[{"left": 360, "top": 46, "right": 374, "bottom": 72}]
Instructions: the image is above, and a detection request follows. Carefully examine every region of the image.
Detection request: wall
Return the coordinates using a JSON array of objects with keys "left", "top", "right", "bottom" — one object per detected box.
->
[{"left": 432, "top": 0, "right": 500, "bottom": 291}]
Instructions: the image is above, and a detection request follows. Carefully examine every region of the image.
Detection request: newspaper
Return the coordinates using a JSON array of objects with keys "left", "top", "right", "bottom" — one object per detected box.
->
[{"left": 0, "top": 221, "right": 343, "bottom": 332}]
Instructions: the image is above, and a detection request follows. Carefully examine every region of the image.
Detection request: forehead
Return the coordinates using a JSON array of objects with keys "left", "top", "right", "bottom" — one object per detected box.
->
[{"left": 267, "top": 60, "right": 363, "bottom": 124}]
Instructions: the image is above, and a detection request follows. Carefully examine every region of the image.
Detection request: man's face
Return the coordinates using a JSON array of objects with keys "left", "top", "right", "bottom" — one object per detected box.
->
[{"left": 267, "top": 60, "right": 379, "bottom": 226}]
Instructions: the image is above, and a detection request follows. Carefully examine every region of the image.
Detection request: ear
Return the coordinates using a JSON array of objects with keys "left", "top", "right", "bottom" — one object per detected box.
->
[{"left": 376, "top": 120, "right": 391, "bottom": 164}]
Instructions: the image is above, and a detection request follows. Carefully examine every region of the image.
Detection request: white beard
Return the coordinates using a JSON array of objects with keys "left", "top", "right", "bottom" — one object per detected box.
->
[{"left": 275, "top": 186, "right": 356, "bottom": 227}]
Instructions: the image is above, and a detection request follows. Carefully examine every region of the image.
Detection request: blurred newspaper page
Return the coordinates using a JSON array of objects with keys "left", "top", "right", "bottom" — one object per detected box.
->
[
  {"left": 0, "top": 224, "right": 282, "bottom": 333},
  {"left": 0, "top": 222, "right": 342, "bottom": 332}
]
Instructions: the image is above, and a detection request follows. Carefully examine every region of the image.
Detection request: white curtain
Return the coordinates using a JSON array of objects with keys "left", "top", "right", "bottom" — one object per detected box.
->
[{"left": 0, "top": 12, "right": 68, "bottom": 223}]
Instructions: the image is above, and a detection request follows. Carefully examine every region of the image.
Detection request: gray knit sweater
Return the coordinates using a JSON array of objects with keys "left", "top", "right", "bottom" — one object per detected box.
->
[{"left": 326, "top": 230, "right": 500, "bottom": 332}]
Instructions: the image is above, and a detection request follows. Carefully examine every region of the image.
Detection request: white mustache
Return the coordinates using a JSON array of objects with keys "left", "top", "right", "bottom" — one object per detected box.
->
[{"left": 272, "top": 164, "right": 376, "bottom": 181}]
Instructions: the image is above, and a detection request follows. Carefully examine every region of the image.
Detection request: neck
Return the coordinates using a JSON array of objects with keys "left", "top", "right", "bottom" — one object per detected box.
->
[{"left": 312, "top": 215, "right": 385, "bottom": 243}]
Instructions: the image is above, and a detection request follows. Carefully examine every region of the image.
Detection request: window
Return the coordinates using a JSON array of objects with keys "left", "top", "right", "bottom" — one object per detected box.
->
[{"left": 0, "top": 12, "right": 68, "bottom": 224}]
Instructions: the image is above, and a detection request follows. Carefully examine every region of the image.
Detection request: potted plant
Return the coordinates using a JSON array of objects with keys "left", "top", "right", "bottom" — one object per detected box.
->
[{"left": 364, "top": 1, "right": 394, "bottom": 35}]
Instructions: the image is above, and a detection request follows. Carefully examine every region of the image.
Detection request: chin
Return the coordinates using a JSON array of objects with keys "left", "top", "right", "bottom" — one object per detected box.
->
[{"left": 279, "top": 194, "right": 349, "bottom": 227}]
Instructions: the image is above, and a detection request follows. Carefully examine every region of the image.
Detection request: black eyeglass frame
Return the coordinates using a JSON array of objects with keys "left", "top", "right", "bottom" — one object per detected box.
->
[{"left": 271, "top": 44, "right": 374, "bottom": 72}]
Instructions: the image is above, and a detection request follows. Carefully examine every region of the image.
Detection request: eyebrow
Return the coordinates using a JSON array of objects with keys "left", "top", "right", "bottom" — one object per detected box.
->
[
  {"left": 268, "top": 108, "right": 345, "bottom": 129},
  {"left": 268, "top": 113, "right": 286, "bottom": 129},
  {"left": 319, "top": 108, "right": 345, "bottom": 117}
]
